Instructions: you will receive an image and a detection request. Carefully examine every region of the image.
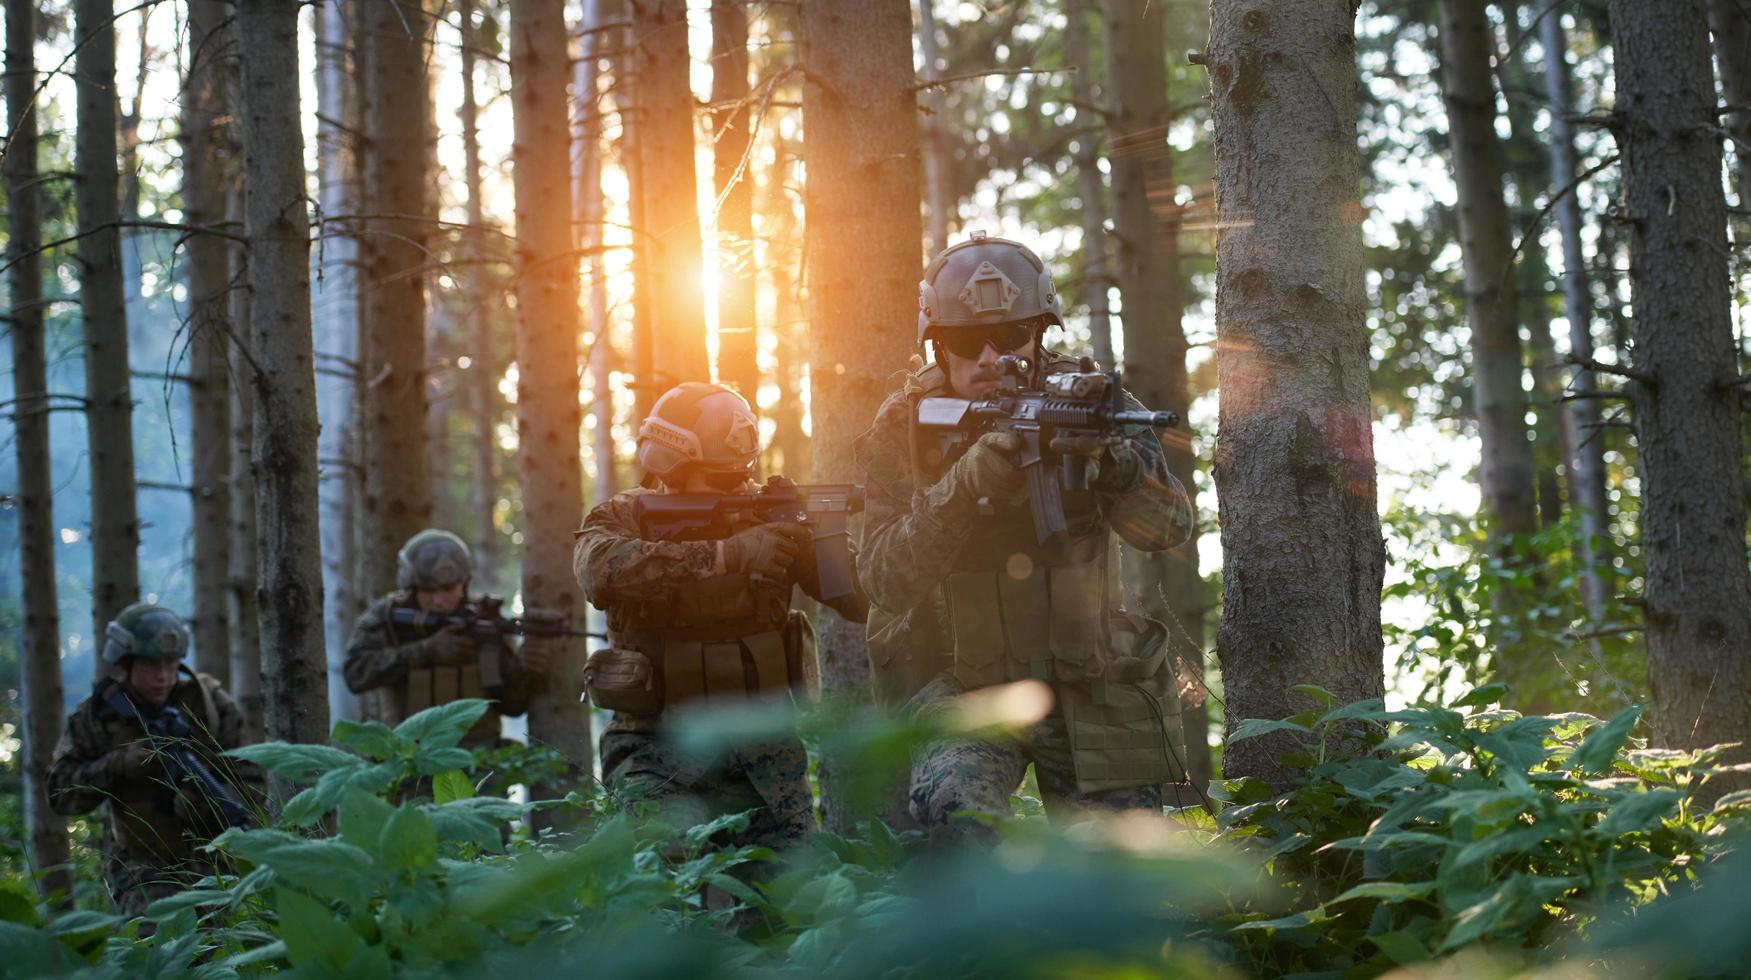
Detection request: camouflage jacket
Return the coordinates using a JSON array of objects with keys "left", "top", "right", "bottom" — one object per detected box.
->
[
  {"left": 48, "top": 670, "right": 261, "bottom": 868},
  {"left": 344, "top": 591, "right": 536, "bottom": 747},
  {"left": 854, "top": 355, "right": 1194, "bottom": 705}
]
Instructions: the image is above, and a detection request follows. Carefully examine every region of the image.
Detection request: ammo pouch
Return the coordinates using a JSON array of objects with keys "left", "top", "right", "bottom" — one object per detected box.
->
[
  {"left": 585, "top": 610, "right": 814, "bottom": 714},
  {"left": 1061, "top": 612, "right": 1186, "bottom": 794}
]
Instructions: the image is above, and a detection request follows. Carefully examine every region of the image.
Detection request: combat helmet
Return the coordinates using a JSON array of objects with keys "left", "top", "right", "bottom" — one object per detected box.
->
[
  {"left": 397, "top": 529, "right": 473, "bottom": 590},
  {"left": 635, "top": 382, "right": 759, "bottom": 481},
  {"left": 101, "top": 603, "right": 191, "bottom": 666},
  {"left": 917, "top": 230, "right": 1064, "bottom": 348}
]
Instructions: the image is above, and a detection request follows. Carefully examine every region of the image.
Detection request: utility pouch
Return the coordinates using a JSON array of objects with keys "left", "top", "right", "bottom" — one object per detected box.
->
[
  {"left": 1061, "top": 611, "right": 1181, "bottom": 794},
  {"left": 946, "top": 572, "right": 1007, "bottom": 689},
  {"left": 583, "top": 648, "right": 662, "bottom": 715}
]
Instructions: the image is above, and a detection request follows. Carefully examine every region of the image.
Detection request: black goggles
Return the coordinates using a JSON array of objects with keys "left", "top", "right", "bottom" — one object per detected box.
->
[
  {"left": 701, "top": 468, "right": 752, "bottom": 492},
  {"left": 935, "top": 322, "right": 1036, "bottom": 361}
]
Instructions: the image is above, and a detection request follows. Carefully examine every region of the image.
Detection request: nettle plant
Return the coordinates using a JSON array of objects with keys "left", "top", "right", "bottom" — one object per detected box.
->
[{"left": 1210, "top": 685, "right": 1751, "bottom": 976}]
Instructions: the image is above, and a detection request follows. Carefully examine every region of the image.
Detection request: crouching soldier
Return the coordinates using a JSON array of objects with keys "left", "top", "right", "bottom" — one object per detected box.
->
[
  {"left": 575, "top": 382, "right": 866, "bottom": 857},
  {"left": 48, "top": 603, "right": 262, "bottom": 921}
]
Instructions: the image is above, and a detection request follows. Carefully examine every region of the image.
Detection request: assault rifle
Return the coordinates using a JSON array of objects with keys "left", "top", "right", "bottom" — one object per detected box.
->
[
  {"left": 98, "top": 681, "right": 255, "bottom": 830},
  {"left": 915, "top": 354, "right": 1178, "bottom": 545},
  {"left": 388, "top": 599, "right": 603, "bottom": 685},
  {"left": 631, "top": 478, "right": 865, "bottom": 600}
]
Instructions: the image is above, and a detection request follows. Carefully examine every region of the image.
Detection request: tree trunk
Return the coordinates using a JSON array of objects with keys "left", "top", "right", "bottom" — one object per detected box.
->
[
  {"left": 767, "top": 135, "right": 810, "bottom": 478},
  {"left": 228, "top": 180, "right": 264, "bottom": 743},
  {"left": 1435, "top": 0, "right": 1537, "bottom": 540},
  {"left": 1709, "top": 0, "right": 1751, "bottom": 210},
  {"left": 800, "top": 0, "right": 923, "bottom": 832},
  {"left": 183, "top": 0, "right": 234, "bottom": 685},
  {"left": 118, "top": 8, "right": 150, "bottom": 348},
  {"left": 359, "top": 0, "right": 435, "bottom": 597},
  {"left": 459, "top": 0, "right": 503, "bottom": 581},
  {"left": 577, "top": 0, "right": 620, "bottom": 501},
  {"left": 621, "top": 15, "right": 659, "bottom": 429},
  {"left": 631, "top": 0, "right": 709, "bottom": 393},
  {"left": 1065, "top": 0, "right": 1113, "bottom": 368},
  {"left": 6, "top": 0, "right": 73, "bottom": 901},
  {"left": 510, "top": 0, "right": 592, "bottom": 781},
  {"left": 75, "top": 0, "right": 140, "bottom": 633},
  {"left": 1609, "top": 0, "right": 1751, "bottom": 772},
  {"left": 1538, "top": 7, "right": 1611, "bottom": 623},
  {"left": 316, "top": 0, "right": 363, "bottom": 720},
  {"left": 712, "top": 0, "right": 761, "bottom": 411},
  {"left": 1206, "top": 0, "right": 1385, "bottom": 788},
  {"left": 916, "top": 0, "right": 952, "bottom": 257},
  {"left": 236, "top": 0, "right": 330, "bottom": 747},
  {"left": 1102, "top": 0, "right": 1211, "bottom": 801}
]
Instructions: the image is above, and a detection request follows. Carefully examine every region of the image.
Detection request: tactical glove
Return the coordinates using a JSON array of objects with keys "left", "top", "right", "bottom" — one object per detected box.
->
[
  {"left": 950, "top": 432, "right": 1026, "bottom": 500},
  {"left": 106, "top": 740, "right": 154, "bottom": 780},
  {"left": 722, "top": 523, "right": 810, "bottom": 581},
  {"left": 414, "top": 627, "right": 477, "bottom": 668},
  {"left": 1048, "top": 432, "right": 1144, "bottom": 493}
]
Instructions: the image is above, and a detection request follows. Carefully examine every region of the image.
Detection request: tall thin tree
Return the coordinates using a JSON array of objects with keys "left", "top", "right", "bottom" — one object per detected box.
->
[
  {"left": 228, "top": 183, "right": 263, "bottom": 741},
  {"left": 237, "top": 0, "right": 329, "bottom": 746},
  {"left": 712, "top": 0, "right": 760, "bottom": 412},
  {"left": 75, "top": 0, "right": 139, "bottom": 632},
  {"left": 576, "top": 0, "right": 620, "bottom": 502},
  {"left": 916, "top": 0, "right": 951, "bottom": 256},
  {"left": 1206, "top": 0, "right": 1386, "bottom": 787},
  {"left": 459, "top": 0, "right": 501, "bottom": 580},
  {"left": 1708, "top": 0, "right": 1751, "bottom": 209},
  {"left": 1065, "top": 0, "right": 1113, "bottom": 368},
  {"left": 1609, "top": 0, "right": 1751, "bottom": 770},
  {"left": 800, "top": 0, "right": 924, "bottom": 831},
  {"left": 6, "top": 0, "right": 72, "bottom": 900}
]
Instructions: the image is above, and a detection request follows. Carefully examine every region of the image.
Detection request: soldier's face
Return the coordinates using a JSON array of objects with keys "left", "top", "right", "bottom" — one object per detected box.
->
[
  {"left": 416, "top": 582, "right": 466, "bottom": 614},
  {"left": 667, "top": 467, "right": 754, "bottom": 496},
  {"left": 125, "top": 658, "right": 180, "bottom": 707},
  {"left": 942, "top": 335, "right": 1038, "bottom": 398}
]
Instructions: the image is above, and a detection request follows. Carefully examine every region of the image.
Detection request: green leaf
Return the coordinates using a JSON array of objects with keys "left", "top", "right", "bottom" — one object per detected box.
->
[
  {"left": 707, "top": 873, "right": 766, "bottom": 907},
  {"left": 1229, "top": 909, "right": 1334, "bottom": 932},
  {"left": 415, "top": 747, "right": 477, "bottom": 776},
  {"left": 1228, "top": 717, "right": 1314, "bottom": 742},
  {"left": 276, "top": 887, "right": 361, "bottom": 967},
  {"left": 1449, "top": 826, "right": 1548, "bottom": 870},
  {"left": 1571, "top": 705, "right": 1645, "bottom": 775},
  {"left": 395, "top": 700, "right": 490, "bottom": 749},
  {"left": 221, "top": 939, "right": 289, "bottom": 968},
  {"left": 433, "top": 768, "right": 475, "bottom": 804},
  {"left": 380, "top": 804, "right": 439, "bottom": 870},
  {"left": 1329, "top": 881, "right": 1436, "bottom": 904},
  {"left": 427, "top": 796, "right": 523, "bottom": 852},
  {"left": 219, "top": 831, "right": 376, "bottom": 911},
  {"left": 339, "top": 789, "right": 396, "bottom": 858},
  {"left": 1597, "top": 788, "right": 1681, "bottom": 837},
  {"left": 144, "top": 889, "right": 233, "bottom": 919},
  {"left": 1290, "top": 684, "right": 1339, "bottom": 706},
  {"left": 331, "top": 719, "right": 403, "bottom": 761},
  {"left": 1451, "top": 683, "right": 1508, "bottom": 709},
  {"left": 1370, "top": 929, "right": 1433, "bottom": 965},
  {"left": 0, "top": 921, "right": 67, "bottom": 976},
  {"left": 44, "top": 909, "right": 119, "bottom": 936},
  {"left": 0, "top": 882, "right": 38, "bottom": 927},
  {"left": 226, "top": 742, "right": 360, "bottom": 781}
]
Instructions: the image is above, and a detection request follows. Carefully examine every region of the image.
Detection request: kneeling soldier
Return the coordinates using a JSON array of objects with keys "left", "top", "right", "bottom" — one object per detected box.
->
[
  {"left": 49, "top": 603, "right": 262, "bottom": 921},
  {"left": 575, "top": 382, "right": 865, "bottom": 856}
]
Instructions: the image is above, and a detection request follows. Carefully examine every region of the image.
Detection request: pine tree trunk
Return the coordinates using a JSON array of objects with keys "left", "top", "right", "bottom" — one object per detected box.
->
[
  {"left": 459, "top": 0, "right": 502, "bottom": 579},
  {"left": 228, "top": 181, "right": 264, "bottom": 743},
  {"left": 118, "top": 10, "right": 150, "bottom": 347},
  {"left": 6, "top": 0, "right": 72, "bottom": 901},
  {"left": 316, "top": 0, "right": 363, "bottom": 720},
  {"left": 1207, "top": 0, "right": 1385, "bottom": 788},
  {"left": 510, "top": 0, "right": 591, "bottom": 781},
  {"left": 577, "top": 0, "right": 619, "bottom": 502},
  {"left": 183, "top": 0, "right": 234, "bottom": 685},
  {"left": 1539, "top": 10, "right": 1611, "bottom": 621},
  {"left": 1065, "top": 0, "right": 1113, "bottom": 368},
  {"left": 1435, "top": 0, "right": 1537, "bottom": 539},
  {"left": 917, "top": 0, "right": 952, "bottom": 256},
  {"left": 712, "top": 0, "right": 761, "bottom": 411},
  {"left": 1609, "top": 0, "right": 1751, "bottom": 772},
  {"left": 75, "top": 0, "right": 140, "bottom": 633},
  {"left": 236, "top": 0, "right": 330, "bottom": 747},
  {"left": 631, "top": 0, "right": 709, "bottom": 391},
  {"left": 359, "top": 0, "right": 435, "bottom": 597},
  {"left": 1709, "top": 0, "right": 1751, "bottom": 209},
  {"left": 768, "top": 135, "right": 810, "bottom": 478},
  {"left": 800, "top": 0, "right": 923, "bottom": 832},
  {"left": 1103, "top": 0, "right": 1210, "bottom": 799}
]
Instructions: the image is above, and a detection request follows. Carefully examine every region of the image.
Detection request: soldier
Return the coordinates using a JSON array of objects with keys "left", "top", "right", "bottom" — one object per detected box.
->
[
  {"left": 48, "top": 603, "right": 262, "bottom": 922},
  {"left": 575, "top": 382, "right": 866, "bottom": 858},
  {"left": 855, "top": 233, "right": 1195, "bottom": 844},
  {"left": 345, "top": 529, "right": 544, "bottom": 752}
]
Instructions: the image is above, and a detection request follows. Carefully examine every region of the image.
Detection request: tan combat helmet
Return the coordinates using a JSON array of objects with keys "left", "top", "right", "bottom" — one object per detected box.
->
[
  {"left": 917, "top": 230, "right": 1065, "bottom": 348},
  {"left": 397, "top": 529, "right": 473, "bottom": 590},
  {"left": 101, "top": 602, "right": 191, "bottom": 666},
  {"left": 635, "top": 382, "right": 759, "bottom": 482}
]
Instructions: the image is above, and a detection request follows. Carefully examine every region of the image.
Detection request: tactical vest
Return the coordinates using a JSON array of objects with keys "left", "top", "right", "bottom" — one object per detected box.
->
[
  {"left": 93, "top": 670, "right": 228, "bottom": 864},
  {"left": 379, "top": 594, "right": 498, "bottom": 745},
  {"left": 905, "top": 357, "right": 1186, "bottom": 794}
]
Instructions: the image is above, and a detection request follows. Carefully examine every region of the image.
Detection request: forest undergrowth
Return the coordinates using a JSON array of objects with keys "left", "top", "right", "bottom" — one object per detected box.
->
[{"left": 2, "top": 688, "right": 1747, "bottom": 979}]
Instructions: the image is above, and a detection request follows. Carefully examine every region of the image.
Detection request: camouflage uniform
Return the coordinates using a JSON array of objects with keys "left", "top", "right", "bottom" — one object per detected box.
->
[
  {"left": 343, "top": 591, "right": 537, "bottom": 751},
  {"left": 48, "top": 670, "right": 260, "bottom": 918},
  {"left": 575, "top": 489, "right": 865, "bottom": 853},
  {"left": 856, "top": 354, "right": 1195, "bottom": 844}
]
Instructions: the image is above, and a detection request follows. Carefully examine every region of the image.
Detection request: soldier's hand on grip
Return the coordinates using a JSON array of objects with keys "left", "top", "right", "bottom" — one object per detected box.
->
[
  {"left": 417, "top": 626, "right": 477, "bottom": 668},
  {"left": 723, "top": 522, "right": 810, "bottom": 580},
  {"left": 951, "top": 431, "right": 1026, "bottom": 500},
  {"left": 106, "top": 740, "right": 154, "bottom": 779}
]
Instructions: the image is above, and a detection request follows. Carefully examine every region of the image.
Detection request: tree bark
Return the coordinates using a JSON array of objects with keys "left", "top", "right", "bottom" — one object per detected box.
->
[
  {"left": 359, "top": 0, "right": 435, "bottom": 597},
  {"left": 1065, "top": 0, "right": 1113, "bottom": 369},
  {"left": 316, "top": 0, "right": 364, "bottom": 720},
  {"left": 75, "top": 0, "right": 140, "bottom": 633},
  {"left": 1709, "top": 0, "right": 1751, "bottom": 209},
  {"left": 767, "top": 133, "right": 810, "bottom": 478},
  {"left": 712, "top": 0, "right": 761, "bottom": 412},
  {"left": 1435, "top": 0, "right": 1537, "bottom": 540},
  {"left": 118, "top": 8, "right": 150, "bottom": 347},
  {"left": 6, "top": 0, "right": 73, "bottom": 901},
  {"left": 458, "top": 0, "right": 503, "bottom": 582},
  {"left": 236, "top": 0, "right": 330, "bottom": 747},
  {"left": 1206, "top": 0, "right": 1385, "bottom": 788},
  {"left": 800, "top": 0, "right": 923, "bottom": 831},
  {"left": 1538, "top": 8, "right": 1611, "bottom": 623},
  {"left": 228, "top": 185, "right": 263, "bottom": 743},
  {"left": 510, "top": 0, "right": 592, "bottom": 781},
  {"left": 1102, "top": 0, "right": 1210, "bottom": 799},
  {"left": 631, "top": 0, "right": 710, "bottom": 394},
  {"left": 917, "top": 0, "right": 952, "bottom": 257},
  {"left": 1609, "top": 0, "right": 1751, "bottom": 773},
  {"left": 577, "top": 0, "right": 620, "bottom": 501},
  {"left": 183, "top": 0, "right": 234, "bottom": 685}
]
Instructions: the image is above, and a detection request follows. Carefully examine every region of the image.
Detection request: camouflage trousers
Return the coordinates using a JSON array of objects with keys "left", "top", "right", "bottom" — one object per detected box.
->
[
  {"left": 600, "top": 729, "right": 813, "bottom": 854},
  {"left": 906, "top": 672, "right": 1162, "bottom": 846}
]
